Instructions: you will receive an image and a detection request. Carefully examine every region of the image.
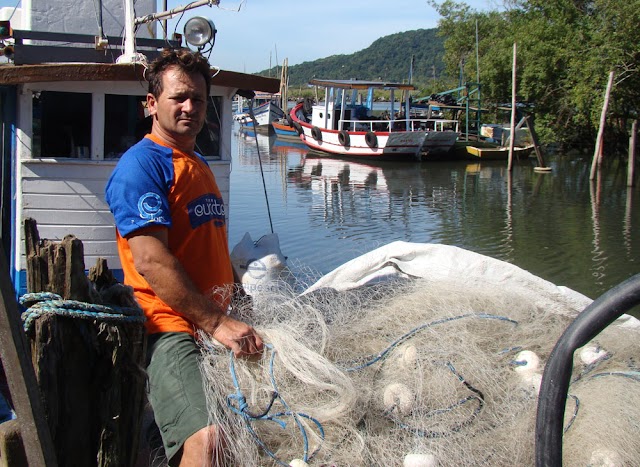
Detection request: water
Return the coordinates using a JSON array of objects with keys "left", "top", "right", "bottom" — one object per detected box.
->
[{"left": 228, "top": 123, "right": 640, "bottom": 303}]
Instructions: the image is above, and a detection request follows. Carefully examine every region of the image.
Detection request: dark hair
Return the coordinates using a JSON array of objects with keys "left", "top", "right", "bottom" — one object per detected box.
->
[{"left": 147, "top": 48, "right": 211, "bottom": 97}]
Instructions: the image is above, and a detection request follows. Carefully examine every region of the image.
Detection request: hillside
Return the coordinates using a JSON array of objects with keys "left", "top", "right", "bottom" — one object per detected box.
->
[{"left": 259, "top": 28, "right": 445, "bottom": 87}]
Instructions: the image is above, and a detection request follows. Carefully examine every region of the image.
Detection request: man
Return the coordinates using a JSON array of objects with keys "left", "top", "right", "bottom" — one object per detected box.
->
[{"left": 105, "top": 48, "right": 263, "bottom": 466}]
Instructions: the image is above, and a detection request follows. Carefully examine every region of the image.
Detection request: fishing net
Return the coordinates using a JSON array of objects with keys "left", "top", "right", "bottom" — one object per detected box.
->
[{"left": 196, "top": 241, "right": 640, "bottom": 466}]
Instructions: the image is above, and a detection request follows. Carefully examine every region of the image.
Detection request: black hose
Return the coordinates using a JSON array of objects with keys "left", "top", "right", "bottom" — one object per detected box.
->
[{"left": 535, "top": 273, "right": 640, "bottom": 467}]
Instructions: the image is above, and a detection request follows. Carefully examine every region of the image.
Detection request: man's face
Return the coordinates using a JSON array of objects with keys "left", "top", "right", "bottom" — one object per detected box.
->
[{"left": 147, "top": 66, "right": 208, "bottom": 144}]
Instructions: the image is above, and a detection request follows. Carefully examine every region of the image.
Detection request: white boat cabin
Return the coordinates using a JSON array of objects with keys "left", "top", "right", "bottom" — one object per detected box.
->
[
  {"left": 0, "top": 0, "right": 279, "bottom": 294},
  {"left": 307, "top": 79, "right": 459, "bottom": 133}
]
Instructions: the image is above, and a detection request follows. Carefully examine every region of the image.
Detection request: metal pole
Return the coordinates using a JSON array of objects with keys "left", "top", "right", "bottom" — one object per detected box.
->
[
  {"left": 135, "top": 0, "right": 219, "bottom": 25},
  {"left": 162, "top": 0, "right": 167, "bottom": 40}
]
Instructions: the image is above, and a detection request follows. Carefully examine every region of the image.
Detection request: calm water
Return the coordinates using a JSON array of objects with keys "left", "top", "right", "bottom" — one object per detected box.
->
[{"left": 227, "top": 123, "right": 640, "bottom": 304}]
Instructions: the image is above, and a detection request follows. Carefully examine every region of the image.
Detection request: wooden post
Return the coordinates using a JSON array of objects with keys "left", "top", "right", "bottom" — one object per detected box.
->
[
  {"left": 508, "top": 42, "right": 517, "bottom": 172},
  {"left": 590, "top": 71, "right": 615, "bottom": 180},
  {"left": 628, "top": 120, "right": 637, "bottom": 187},
  {"left": 18, "top": 218, "right": 147, "bottom": 467},
  {"left": 0, "top": 252, "right": 57, "bottom": 467},
  {"left": 526, "top": 115, "right": 551, "bottom": 172}
]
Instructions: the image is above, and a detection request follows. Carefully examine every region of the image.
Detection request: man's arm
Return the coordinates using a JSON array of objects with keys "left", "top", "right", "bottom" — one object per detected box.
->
[{"left": 127, "top": 228, "right": 263, "bottom": 357}]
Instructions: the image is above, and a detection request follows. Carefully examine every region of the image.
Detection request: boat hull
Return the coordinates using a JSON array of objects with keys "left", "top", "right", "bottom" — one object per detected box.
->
[
  {"left": 272, "top": 119, "right": 300, "bottom": 140},
  {"left": 237, "top": 101, "right": 285, "bottom": 134}
]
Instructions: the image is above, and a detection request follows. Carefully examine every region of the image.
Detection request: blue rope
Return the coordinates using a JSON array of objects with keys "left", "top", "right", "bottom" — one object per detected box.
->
[
  {"left": 20, "top": 292, "right": 145, "bottom": 333},
  {"left": 342, "top": 313, "right": 518, "bottom": 372},
  {"left": 563, "top": 394, "right": 580, "bottom": 433},
  {"left": 226, "top": 344, "right": 325, "bottom": 465}
]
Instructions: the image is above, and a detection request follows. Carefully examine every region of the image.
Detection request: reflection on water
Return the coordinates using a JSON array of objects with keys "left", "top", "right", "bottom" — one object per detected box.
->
[{"left": 229, "top": 125, "right": 639, "bottom": 302}]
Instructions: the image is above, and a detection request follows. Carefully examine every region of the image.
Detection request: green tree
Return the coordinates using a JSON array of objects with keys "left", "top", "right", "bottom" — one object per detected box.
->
[{"left": 430, "top": 0, "right": 640, "bottom": 150}]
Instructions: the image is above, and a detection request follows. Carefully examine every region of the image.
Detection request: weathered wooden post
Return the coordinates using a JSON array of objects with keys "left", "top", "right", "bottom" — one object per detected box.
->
[
  {"left": 590, "top": 71, "right": 615, "bottom": 180},
  {"left": 525, "top": 115, "right": 552, "bottom": 173},
  {"left": 17, "top": 218, "right": 147, "bottom": 467},
  {"left": 508, "top": 42, "right": 517, "bottom": 172},
  {"left": 628, "top": 120, "right": 637, "bottom": 187},
  {"left": 0, "top": 252, "right": 57, "bottom": 467}
]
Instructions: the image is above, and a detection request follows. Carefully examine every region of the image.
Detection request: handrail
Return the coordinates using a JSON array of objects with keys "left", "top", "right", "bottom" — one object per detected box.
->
[{"left": 337, "top": 118, "right": 459, "bottom": 133}]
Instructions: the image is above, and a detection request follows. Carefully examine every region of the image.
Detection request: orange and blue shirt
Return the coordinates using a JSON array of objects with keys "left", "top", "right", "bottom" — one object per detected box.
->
[{"left": 105, "top": 134, "right": 233, "bottom": 335}]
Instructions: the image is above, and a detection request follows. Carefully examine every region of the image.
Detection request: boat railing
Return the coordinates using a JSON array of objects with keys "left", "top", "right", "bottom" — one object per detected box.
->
[{"left": 338, "top": 118, "right": 459, "bottom": 133}]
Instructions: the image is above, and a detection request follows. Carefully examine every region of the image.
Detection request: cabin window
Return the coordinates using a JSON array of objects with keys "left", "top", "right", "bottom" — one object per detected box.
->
[
  {"left": 104, "top": 94, "right": 148, "bottom": 159},
  {"left": 103, "top": 95, "right": 223, "bottom": 160},
  {"left": 32, "top": 91, "right": 91, "bottom": 158},
  {"left": 195, "top": 96, "right": 222, "bottom": 160}
]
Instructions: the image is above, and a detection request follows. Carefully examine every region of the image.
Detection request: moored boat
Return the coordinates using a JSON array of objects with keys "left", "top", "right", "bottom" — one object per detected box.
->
[
  {"left": 234, "top": 91, "right": 285, "bottom": 134},
  {"left": 0, "top": 0, "right": 280, "bottom": 295},
  {"left": 272, "top": 117, "right": 300, "bottom": 140},
  {"left": 289, "top": 79, "right": 459, "bottom": 161},
  {"left": 452, "top": 140, "right": 535, "bottom": 160}
]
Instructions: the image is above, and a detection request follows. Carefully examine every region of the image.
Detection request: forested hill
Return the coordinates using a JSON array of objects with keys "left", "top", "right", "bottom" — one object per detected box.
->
[{"left": 259, "top": 28, "right": 445, "bottom": 87}]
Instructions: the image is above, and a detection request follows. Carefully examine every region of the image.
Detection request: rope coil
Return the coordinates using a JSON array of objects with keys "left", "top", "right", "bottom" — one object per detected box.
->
[
  {"left": 227, "top": 344, "right": 325, "bottom": 466},
  {"left": 20, "top": 292, "right": 145, "bottom": 333}
]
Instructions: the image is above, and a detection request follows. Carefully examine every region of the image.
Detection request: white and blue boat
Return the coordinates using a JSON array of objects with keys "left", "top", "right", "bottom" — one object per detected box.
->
[{"left": 234, "top": 91, "right": 285, "bottom": 134}]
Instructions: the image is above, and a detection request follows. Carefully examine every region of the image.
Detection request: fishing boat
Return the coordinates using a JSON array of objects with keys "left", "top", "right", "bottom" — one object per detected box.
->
[
  {"left": 0, "top": 0, "right": 280, "bottom": 296},
  {"left": 289, "top": 79, "right": 460, "bottom": 161},
  {"left": 234, "top": 91, "right": 285, "bottom": 134},
  {"left": 272, "top": 117, "right": 300, "bottom": 140}
]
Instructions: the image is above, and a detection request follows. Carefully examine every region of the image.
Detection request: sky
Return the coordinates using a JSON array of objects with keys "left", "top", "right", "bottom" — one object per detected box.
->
[{"left": 0, "top": 0, "right": 495, "bottom": 73}]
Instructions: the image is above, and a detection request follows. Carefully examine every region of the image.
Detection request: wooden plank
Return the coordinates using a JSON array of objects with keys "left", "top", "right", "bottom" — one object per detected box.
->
[
  {"left": 21, "top": 210, "right": 114, "bottom": 225},
  {"left": 22, "top": 194, "right": 108, "bottom": 210},
  {"left": 0, "top": 252, "right": 57, "bottom": 466},
  {"left": 22, "top": 179, "right": 107, "bottom": 195},
  {"left": 21, "top": 161, "right": 116, "bottom": 179}
]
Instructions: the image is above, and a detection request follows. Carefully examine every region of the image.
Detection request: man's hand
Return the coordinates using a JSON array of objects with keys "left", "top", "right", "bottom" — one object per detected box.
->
[{"left": 210, "top": 314, "right": 264, "bottom": 358}]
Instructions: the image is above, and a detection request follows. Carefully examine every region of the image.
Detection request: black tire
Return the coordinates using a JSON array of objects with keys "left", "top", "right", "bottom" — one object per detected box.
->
[
  {"left": 303, "top": 98, "right": 314, "bottom": 115},
  {"left": 338, "top": 130, "right": 350, "bottom": 147},
  {"left": 311, "top": 126, "right": 323, "bottom": 142},
  {"left": 365, "top": 131, "right": 378, "bottom": 149},
  {"left": 292, "top": 121, "right": 303, "bottom": 135},
  {"left": 286, "top": 113, "right": 294, "bottom": 127}
]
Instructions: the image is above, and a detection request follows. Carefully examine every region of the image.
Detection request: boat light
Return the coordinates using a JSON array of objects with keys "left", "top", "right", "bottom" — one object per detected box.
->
[{"left": 183, "top": 16, "right": 216, "bottom": 49}]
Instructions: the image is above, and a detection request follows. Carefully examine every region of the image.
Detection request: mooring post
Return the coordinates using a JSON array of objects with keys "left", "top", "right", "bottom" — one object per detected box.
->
[
  {"left": 508, "top": 42, "right": 517, "bottom": 172},
  {"left": 0, "top": 253, "right": 57, "bottom": 467},
  {"left": 628, "top": 120, "right": 637, "bottom": 187},
  {"left": 524, "top": 115, "right": 549, "bottom": 171},
  {"left": 590, "top": 71, "right": 615, "bottom": 180}
]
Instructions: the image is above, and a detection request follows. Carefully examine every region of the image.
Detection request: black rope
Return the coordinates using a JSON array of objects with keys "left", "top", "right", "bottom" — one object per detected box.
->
[{"left": 248, "top": 99, "right": 274, "bottom": 234}]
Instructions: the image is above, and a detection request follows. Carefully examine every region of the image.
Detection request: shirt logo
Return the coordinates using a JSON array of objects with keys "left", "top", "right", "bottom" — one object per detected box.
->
[
  {"left": 188, "top": 193, "right": 225, "bottom": 229},
  {"left": 138, "top": 192, "right": 164, "bottom": 220}
]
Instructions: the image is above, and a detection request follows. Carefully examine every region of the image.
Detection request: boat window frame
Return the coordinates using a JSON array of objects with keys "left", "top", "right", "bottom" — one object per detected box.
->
[{"left": 17, "top": 82, "right": 231, "bottom": 162}]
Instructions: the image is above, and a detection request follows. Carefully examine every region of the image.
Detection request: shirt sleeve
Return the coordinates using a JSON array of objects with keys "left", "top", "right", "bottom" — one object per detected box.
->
[{"left": 106, "top": 138, "right": 175, "bottom": 237}]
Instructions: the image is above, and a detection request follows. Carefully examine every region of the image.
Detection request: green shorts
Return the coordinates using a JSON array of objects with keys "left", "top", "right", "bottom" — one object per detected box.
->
[{"left": 146, "top": 332, "right": 210, "bottom": 464}]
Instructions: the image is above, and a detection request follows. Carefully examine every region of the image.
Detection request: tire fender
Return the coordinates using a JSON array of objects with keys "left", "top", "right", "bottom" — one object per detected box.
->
[
  {"left": 365, "top": 131, "right": 378, "bottom": 149},
  {"left": 338, "top": 130, "right": 350, "bottom": 147},
  {"left": 311, "top": 126, "right": 323, "bottom": 142}
]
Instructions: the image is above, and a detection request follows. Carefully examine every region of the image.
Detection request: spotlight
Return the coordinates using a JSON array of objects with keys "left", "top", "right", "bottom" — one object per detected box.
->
[{"left": 183, "top": 16, "right": 216, "bottom": 50}]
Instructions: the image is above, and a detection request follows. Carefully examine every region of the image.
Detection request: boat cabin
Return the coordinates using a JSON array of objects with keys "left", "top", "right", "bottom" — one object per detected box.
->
[
  {"left": 0, "top": 0, "right": 279, "bottom": 295},
  {"left": 305, "top": 79, "right": 460, "bottom": 134}
]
